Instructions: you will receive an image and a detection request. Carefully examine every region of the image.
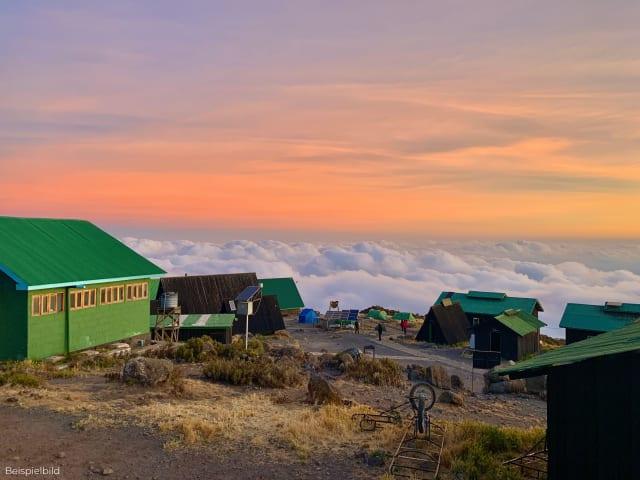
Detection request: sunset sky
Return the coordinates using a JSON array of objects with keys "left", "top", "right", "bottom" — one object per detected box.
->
[{"left": 1, "top": 1, "right": 639, "bottom": 240}]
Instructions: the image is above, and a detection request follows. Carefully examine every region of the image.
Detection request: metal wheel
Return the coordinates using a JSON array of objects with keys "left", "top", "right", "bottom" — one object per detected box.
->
[{"left": 409, "top": 382, "right": 436, "bottom": 411}]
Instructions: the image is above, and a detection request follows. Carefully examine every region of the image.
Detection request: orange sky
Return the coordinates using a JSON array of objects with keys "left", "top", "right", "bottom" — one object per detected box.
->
[{"left": 1, "top": 2, "right": 639, "bottom": 239}]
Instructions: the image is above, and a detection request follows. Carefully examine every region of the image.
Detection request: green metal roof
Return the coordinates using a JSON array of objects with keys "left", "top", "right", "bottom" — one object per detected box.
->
[
  {"left": 393, "top": 312, "right": 415, "bottom": 321},
  {"left": 150, "top": 313, "right": 235, "bottom": 329},
  {"left": 559, "top": 302, "right": 640, "bottom": 333},
  {"left": 496, "top": 320, "right": 640, "bottom": 378},
  {"left": 0, "top": 217, "right": 165, "bottom": 290},
  {"left": 434, "top": 291, "right": 543, "bottom": 316},
  {"left": 259, "top": 277, "right": 304, "bottom": 310},
  {"left": 494, "top": 308, "right": 546, "bottom": 336}
]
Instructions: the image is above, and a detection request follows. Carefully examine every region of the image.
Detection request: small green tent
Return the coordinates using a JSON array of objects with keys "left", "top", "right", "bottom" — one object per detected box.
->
[
  {"left": 393, "top": 312, "right": 415, "bottom": 322},
  {"left": 367, "top": 309, "right": 388, "bottom": 320}
]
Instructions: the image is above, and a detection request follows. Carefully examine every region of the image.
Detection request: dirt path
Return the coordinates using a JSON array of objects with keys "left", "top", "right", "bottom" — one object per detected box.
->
[{"left": 0, "top": 406, "right": 375, "bottom": 480}]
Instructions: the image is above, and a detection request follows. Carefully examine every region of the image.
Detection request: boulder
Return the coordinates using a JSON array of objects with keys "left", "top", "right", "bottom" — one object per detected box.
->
[
  {"left": 406, "top": 364, "right": 427, "bottom": 381},
  {"left": 450, "top": 374, "right": 464, "bottom": 390},
  {"left": 425, "top": 365, "right": 451, "bottom": 390},
  {"left": 488, "top": 379, "right": 526, "bottom": 394},
  {"left": 438, "top": 390, "right": 464, "bottom": 406},
  {"left": 122, "top": 358, "right": 174, "bottom": 386},
  {"left": 339, "top": 347, "right": 361, "bottom": 361},
  {"left": 307, "top": 375, "right": 342, "bottom": 405},
  {"left": 338, "top": 353, "right": 354, "bottom": 371}
]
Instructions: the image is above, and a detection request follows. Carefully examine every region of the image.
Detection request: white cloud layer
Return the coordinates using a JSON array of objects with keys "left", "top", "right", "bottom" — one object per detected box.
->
[{"left": 125, "top": 238, "right": 640, "bottom": 338}]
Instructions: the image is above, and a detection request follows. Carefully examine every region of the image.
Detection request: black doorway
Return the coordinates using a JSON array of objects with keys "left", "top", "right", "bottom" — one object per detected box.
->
[{"left": 490, "top": 330, "right": 502, "bottom": 353}]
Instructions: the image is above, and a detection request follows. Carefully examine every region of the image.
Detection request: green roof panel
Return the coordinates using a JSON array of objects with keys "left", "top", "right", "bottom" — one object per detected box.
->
[
  {"left": 434, "top": 291, "right": 543, "bottom": 316},
  {"left": 496, "top": 320, "right": 640, "bottom": 378},
  {"left": 0, "top": 217, "right": 165, "bottom": 289},
  {"left": 494, "top": 308, "right": 546, "bottom": 336},
  {"left": 259, "top": 277, "right": 304, "bottom": 310},
  {"left": 559, "top": 302, "right": 640, "bottom": 333},
  {"left": 150, "top": 313, "right": 235, "bottom": 329}
]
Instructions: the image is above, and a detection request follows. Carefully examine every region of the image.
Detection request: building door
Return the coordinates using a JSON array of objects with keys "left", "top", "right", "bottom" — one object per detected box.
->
[{"left": 490, "top": 330, "right": 501, "bottom": 353}]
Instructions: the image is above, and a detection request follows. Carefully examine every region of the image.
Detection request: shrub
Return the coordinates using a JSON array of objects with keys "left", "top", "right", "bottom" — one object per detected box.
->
[
  {"left": 345, "top": 357, "right": 404, "bottom": 387},
  {"left": 203, "top": 356, "right": 302, "bottom": 388},
  {"left": 443, "top": 421, "right": 545, "bottom": 480},
  {"left": 174, "top": 336, "right": 218, "bottom": 363},
  {"left": 0, "top": 371, "right": 42, "bottom": 388}
]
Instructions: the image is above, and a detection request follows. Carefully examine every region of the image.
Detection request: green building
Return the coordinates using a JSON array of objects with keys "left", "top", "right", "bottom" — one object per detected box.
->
[
  {"left": 0, "top": 217, "right": 165, "bottom": 360},
  {"left": 560, "top": 301, "right": 640, "bottom": 344}
]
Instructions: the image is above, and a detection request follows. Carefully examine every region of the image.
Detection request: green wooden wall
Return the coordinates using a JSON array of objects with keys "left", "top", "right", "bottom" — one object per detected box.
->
[
  {"left": 0, "top": 272, "right": 28, "bottom": 360},
  {"left": 0, "top": 279, "right": 152, "bottom": 360},
  {"left": 67, "top": 280, "right": 149, "bottom": 352}
]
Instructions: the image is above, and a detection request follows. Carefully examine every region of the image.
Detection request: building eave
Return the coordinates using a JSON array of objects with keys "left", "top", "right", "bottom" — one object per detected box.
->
[{"left": 16, "top": 273, "right": 165, "bottom": 291}]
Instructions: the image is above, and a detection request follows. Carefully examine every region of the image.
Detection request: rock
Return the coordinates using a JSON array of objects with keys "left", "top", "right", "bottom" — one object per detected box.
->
[
  {"left": 79, "top": 350, "right": 100, "bottom": 357},
  {"left": 438, "top": 390, "right": 464, "bottom": 406},
  {"left": 101, "top": 467, "right": 114, "bottom": 476},
  {"left": 425, "top": 365, "right": 451, "bottom": 390},
  {"left": 488, "top": 379, "right": 526, "bottom": 394},
  {"left": 5, "top": 397, "right": 19, "bottom": 403},
  {"left": 339, "top": 347, "right": 361, "bottom": 361},
  {"left": 307, "top": 374, "right": 342, "bottom": 405},
  {"left": 56, "top": 452, "right": 66, "bottom": 459},
  {"left": 366, "top": 454, "right": 385, "bottom": 467},
  {"left": 451, "top": 374, "right": 464, "bottom": 390},
  {"left": 121, "top": 358, "right": 174, "bottom": 386},
  {"left": 338, "top": 353, "right": 354, "bottom": 370},
  {"left": 46, "top": 355, "right": 66, "bottom": 364},
  {"left": 508, "top": 360, "right": 516, "bottom": 366}
]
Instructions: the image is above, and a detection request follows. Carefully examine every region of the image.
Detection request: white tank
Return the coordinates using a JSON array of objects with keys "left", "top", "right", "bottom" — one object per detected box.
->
[{"left": 160, "top": 292, "right": 178, "bottom": 309}]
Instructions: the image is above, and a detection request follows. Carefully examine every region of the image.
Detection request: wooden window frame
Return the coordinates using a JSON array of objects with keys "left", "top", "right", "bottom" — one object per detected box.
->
[
  {"left": 70, "top": 289, "right": 97, "bottom": 311},
  {"left": 31, "top": 293, "right": 65, "bottom": 316},
  {"left": 126, "top": 282, "right": 149, "bottom": 301},
  {"left": 99, "top": 285, "right": 125, "bottom": 305}
]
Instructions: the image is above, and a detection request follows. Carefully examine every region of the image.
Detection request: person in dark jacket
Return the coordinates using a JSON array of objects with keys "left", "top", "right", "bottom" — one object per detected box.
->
[
  {"left": 354, "top": 319, "right": 360, "bottom": 334},
  {"left": 376, "top": 322, "right": 384, "bottom": 341}
]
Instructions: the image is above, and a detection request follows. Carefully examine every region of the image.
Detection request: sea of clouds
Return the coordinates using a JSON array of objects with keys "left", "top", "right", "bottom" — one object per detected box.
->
[{"left": 125, "top": 238, "right": 640, "bottom": 338}]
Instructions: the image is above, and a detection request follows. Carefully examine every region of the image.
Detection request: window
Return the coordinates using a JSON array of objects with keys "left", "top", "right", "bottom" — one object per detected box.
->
[
  {"left": 31, "top": 293, "right": 64, "bottom": 316},
  {"left": 70, "top": 289, "right": 96, "bottom": 310},
  {"left": 126, "top": 282, "right": 148, "bottom": 301},
  {"left": 100, "top": 285, "right": 125, "bottom": 305}
]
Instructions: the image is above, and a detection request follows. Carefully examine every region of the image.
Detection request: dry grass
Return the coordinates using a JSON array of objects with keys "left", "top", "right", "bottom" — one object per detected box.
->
[
  {"left": 441, "top": 421, "right": 545, "bottom": 480},
  {"left": 203, "top": 356, "right": 303, "bottom": 388},
  {"left": 345, "top": 357, "right": 405, "bottom": 387}
]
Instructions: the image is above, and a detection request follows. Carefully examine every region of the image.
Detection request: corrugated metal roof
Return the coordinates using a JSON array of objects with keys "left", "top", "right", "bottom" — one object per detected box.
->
[
  {"left": 150, "top": 313, "right": 235, "bottom": 329},
  {"left": 259, "top": 277, "right": 304, "bottom": 310},
  {"left": 0, "top": 216, "right": 165, "bottom": 289},
  {"left": 496, "top": 320, "right": 640, "bottom": 378},
  {"left": 559, "top": 302, "right": 640, "bottom": 333},
  {"left": 434, "top": 290, "right": 543, "bottom": 316},
  {"left": 494, "top": 308, "right": 546, "bottom": 337}
]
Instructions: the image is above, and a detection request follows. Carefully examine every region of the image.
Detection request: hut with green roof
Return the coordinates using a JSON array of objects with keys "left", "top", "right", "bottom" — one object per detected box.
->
[
  {"left": 496, "top": 320, "right": 640, "bottom": 480},
  {"left": 0, "top": 216, "right": 165, "bottom": 360},
  {"left": 433, "top": 290, "right": 545, "bottom": 360}
]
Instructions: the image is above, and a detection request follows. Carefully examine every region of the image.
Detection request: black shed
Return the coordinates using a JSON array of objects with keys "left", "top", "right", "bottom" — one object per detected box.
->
[
  {"left": 154, "top": 273, "right": 285, "bottom": 335},
  {"left": 417, "top": 302, "right": 469, "bottom": 344},
  {"left": 496, "top": 321, "right": 640, "bottom": 480}
]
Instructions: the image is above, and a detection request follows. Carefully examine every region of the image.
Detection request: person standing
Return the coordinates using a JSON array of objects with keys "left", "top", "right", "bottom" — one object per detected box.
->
[
  {"left": 401, "top": 319, "right": 408, "bottom": 336},
  {"left": 376, "top": 322, "right": 384, "bottom": 341},
  {"left": 354, "top": 319, "right": 360, "bottom": 334}
]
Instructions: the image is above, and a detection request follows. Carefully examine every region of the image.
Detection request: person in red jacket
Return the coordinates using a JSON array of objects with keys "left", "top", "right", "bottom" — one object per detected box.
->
[{"left": 401, "top": 319, "right": 408, "bottom": 336}]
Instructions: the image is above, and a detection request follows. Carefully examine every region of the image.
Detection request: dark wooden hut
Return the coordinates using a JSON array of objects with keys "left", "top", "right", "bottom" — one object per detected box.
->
[
  {"left": 497, "top": 321, "right": 640, "bottom": 480},
  {"left": 417, "top": 303, "right": 469, "bottom": 344},
  {"left": 154, "top": 273, "right": 285, "bottom": 335},
  {"left": 430, "top": 291, "right": 545, "bottom": 361}
]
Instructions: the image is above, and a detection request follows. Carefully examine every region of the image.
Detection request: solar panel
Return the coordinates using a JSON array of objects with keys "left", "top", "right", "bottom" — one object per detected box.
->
[
  {"left": 348, "top": 310, "right": 359, "bottom": 321},
  {"left": 324, "top": 310, "right": 343, "bottom": 321},
  {"left": 236, "top": 286, "right": 261, "bottom": 302}
]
